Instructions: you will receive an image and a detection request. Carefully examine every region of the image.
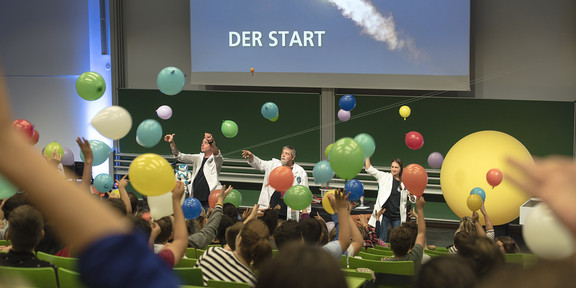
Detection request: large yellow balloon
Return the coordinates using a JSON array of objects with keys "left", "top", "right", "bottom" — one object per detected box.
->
[
  {"left": 441, "top": 131, "right": 533, "bottom": 225},
  {"left": 322, "top": 190, "right": 336, "bottom": 214},
  {"left": 129, "top": 153, "right": 176, "bottom": 196}
]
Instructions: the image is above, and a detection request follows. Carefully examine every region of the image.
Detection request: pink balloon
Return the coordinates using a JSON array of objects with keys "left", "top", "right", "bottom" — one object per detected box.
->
[
  {"left": 338, "top": 109, "right": 351, "bottom": 122},
  {"left": 156, "top": 105, "right": 173, "bottom": 120}
]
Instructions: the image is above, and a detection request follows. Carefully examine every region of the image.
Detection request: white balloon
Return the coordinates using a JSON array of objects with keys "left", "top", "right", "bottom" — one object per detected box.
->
[
  {"left": 91, "top": 106, "right": 133, "bottom": 140},
  {"left": 148, "top": 192, "right": 174, "bottom": 220},
  {"left": 523, "top": 203, "right": 575, "bottom": 259}
]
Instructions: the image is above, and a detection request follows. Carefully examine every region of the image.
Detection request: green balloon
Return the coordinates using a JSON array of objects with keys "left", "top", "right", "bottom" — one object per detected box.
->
[
  {"left": 221, "top": 120, "right": 238, "bottom": 138},
  {"left": 224, "top": 189, "right": 243, "bottom": 208},
  {"left": 354, "top": 133, "right": 376, "bottom": 158},
  {"left": 283, "top": 185, "right": 312, "bottom": 210},
  {"left": 329, "top": 137, "right": 364, "bottom": 180},
  {"left": 76, "top": 71, "right": 106, "bottom": 101},
  {"left": 324, "top": 143, "right": 333, "bottom": 159},
  {"left": 43, "top": 142, "right": 64, "bottom": 159},
  {"left": 0, "top": 174, "right": 17, "bottom": 199}
]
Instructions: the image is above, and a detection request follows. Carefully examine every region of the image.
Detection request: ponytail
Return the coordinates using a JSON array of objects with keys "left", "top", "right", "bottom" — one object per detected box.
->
[{"left": 239, "top": 219, "right": 272, "bottom": 269}]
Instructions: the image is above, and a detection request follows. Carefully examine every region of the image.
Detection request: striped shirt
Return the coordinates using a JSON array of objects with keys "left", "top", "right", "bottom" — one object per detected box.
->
[{"left": 195, "top": 246, "right": 256, "bottom": 287}]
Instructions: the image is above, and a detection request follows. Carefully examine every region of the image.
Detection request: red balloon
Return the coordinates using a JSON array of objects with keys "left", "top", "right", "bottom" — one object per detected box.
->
[
  {"left": 268, "top": 166, "right": 294, "bottom": 192},
  {"left": 405, "top": 131, "right": 424, "bottom": 150},
  {"left": 31, "top": 129, "right": 40, "bottom": 145},
  {"left": 208, "top": 189, "right": 222, "bottom": 209},
  {"left": 12, "top": 119, "right": 34, "bottom": 138},
  {"left": 486, "top": 168, "right": 503, "bottom": 188},
  {"left": 402, "top": 164, "right": 428, "bottom": 197}
]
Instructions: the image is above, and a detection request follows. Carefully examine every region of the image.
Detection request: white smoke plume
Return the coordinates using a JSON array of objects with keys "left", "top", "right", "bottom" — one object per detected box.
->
[{"left": 329, "top": 0, "right": 421, "bottom": 58}]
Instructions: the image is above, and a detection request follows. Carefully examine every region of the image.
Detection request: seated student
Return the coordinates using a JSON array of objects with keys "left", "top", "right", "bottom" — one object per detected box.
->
[
  {"left": 449, "top": 202, "right": 494, "bottom": 254},
  {"left": 0, "top": 205, "right": 54, "bottom": 269},
  {"left": 413, "top": 255, "right": 477, "bottom": 288},
  {"left": 357, "top": 213, "right": 388, "bottom": 248},
  {"left": 195, "top": 219, "right": 272, "bottom": 287},
  {"left": 212, "top": 214, "right": 236, "bottom": 247},
  {"left": 224, "top": 222, "right": 244, "bottom": 251},
  {"left": 273, "top": 220, "right": 302, "bottom": 252},
  {"left": 495, "top": 236, "right": 520, "bottom": 254},
  {"left": 258, "top": 208, "right": 279, "bottom": 249},
  {"left": 385, "top": 196, "right": 426, "bottom": 272},
  {"left": 457, "top": 236, "right": 505, "bottom": 279},
  {"left": 401, "top": 221, "right": 431, "bottom": 264}
]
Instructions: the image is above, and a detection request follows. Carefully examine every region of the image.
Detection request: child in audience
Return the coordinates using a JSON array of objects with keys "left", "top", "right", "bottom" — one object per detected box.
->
[{"left": 495, "top": 236, "right": 520, "bottom": 254}]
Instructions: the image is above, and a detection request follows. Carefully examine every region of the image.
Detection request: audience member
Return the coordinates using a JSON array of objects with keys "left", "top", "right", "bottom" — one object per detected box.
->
[
  {"left": 413, "top": 255, "right": 477, "bottom": 288},
  {"left": 495, "top": 236, "right": 520, "bottom": 254},
  {"left": 386, "top": 196, "right": 426, "bottom": 272}
]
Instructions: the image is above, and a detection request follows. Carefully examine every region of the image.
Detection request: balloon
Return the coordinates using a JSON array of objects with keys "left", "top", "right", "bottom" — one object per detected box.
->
[
  {"left": 94, "top": 173, "right": 114, "bottom": 193},
  {"left": 283, "top": 185, "right": 312, "bottom": 210},
  {"left": 148, "top": 192, "right": 174, "bottom": 220},
  {"left": 61, "top": 146, "right": 75, "bottom": 166},
  {"left": 329, "top": 137, "right": 364, "bottom": 180},
  {"left": 441, "top": 131, "right": 532, "bottom": 225},
  {"left": 31, "top": 130, "right": 39, "bottom": 145},
  {"left": 353, "top": 133, "right": 376, "bottom": 158},
  {"left": 268, "top": 166, "right": 294, "bottom": 192},
  {"left": 224, "top": 189, "right": 243, "bottom": 208},
  {"left": 91, "top": 106, "right": 133, "bottom": 140},
  {"left": 81, "top": 140, "right": 112, "bottom": 166},
  {"left": 261, "top": 102, "right": 279, "bottom": 120},
  {"left": 76, "top": 71, "right": 106, "bottom": 101},
  {"left": 523, "top": 203, "right": 575, "bottom": 259},
  {"left": 337, "top": 109, "right": 351, "bottom": 122},
  {"left": 402, "top": 164, "right": 428, "bottom": 197},
  {"left": 221, "top": 120, "right": 238, "bottom": 138},
  {"left": 466, "top": 194, "right": 482, "bottom": 211},
  {"left": 270, "top": 113, "right": 279, "bottom": 122},
  {"left": 345, "top": 179, "right": 364, "bottom": 201},
  {"left": 399, "top": 105, "right": 411, "bottom": 120},
  {"left": 339, "top": 94, "right": 356, "bottom": 111},
  {"left": 313, "top": 160, "right": 334, "bottom": 184},
  {"left": 209, "top": 189, "right": 222, "bottom": 209},
  {"left": 43, "top": 142, "right": 64, "bottom": 160},
  {"left": 486, "top": 168, "right": 503, "bottom": 188},
  {"left": 136, "top": 119, "right": 163, "bottom": 148},
  {"left": 405, "top": 131, "right": 424, "bottom": 150},
  {"left": 324, "top": 143, "right": 333, "bottom": 159},
  {"left": 156, "top": 105, "right": 173, "bottom": 120},
  {"left": 109, "top": 189, "right": 120, "bottom": 198},
  {"left": 182, "top": 198, "right": 202, "bottom": 220},
  {"left": 12, "top": 119, "right": 34, "bottom": 139},
  {"left": 0, "top": 174, "right": 18, "bottom": 199},
  {"left": 129, "top": 153, "right": 176, "bottom": 196},
  {"left": 470, "top": 187, "right": 486, "bottom": 202},
  {"left": 157, "top": 67, "right": 185, "bottom": 96},
  {"left": 322, "top": 190, "right": 336, "bottom": 214},
  {"left": 427, "top": 152, "right": 444, "bottom": 169}
]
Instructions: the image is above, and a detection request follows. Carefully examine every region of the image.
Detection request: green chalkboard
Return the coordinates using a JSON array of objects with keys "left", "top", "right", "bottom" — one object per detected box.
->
[
  {"left": 335, "top": 95, "right": 574, "bottom": 167},
  {"left": 118, "top": 89, "right": 321, "bottom": 162}
]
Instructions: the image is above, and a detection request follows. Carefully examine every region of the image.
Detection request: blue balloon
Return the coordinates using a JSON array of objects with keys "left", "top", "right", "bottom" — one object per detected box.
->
[
  {"left": 94, "top": 173, "right": 114, "bottom": 193},
  {"left": 136, "top": 119, "right": 163, "bottom": 148},
  {"left": 80, "top": 140, "right": 112, "bottom": 166},
  {"left": 339, "top": 95, "right": 356, "bottom": 111},
  {"left": 182, "top": 197, "right": 202, "bottom": 220},
  {"left": 345, "top": 179, "right": 364, "bottom": 201},
  {"left": 313, "top": 160, "right": 334, "bottom": 184},
  {"left": 157, "top": 67, "right": 185, "bottom": 96},
  {"left": 470, "top": 187, "right": 486, "bottom": 202},
  {"left": 261, "top": 102, "right": 279, "bottom": 120}
]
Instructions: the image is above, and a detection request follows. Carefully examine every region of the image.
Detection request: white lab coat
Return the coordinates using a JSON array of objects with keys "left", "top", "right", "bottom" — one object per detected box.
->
[
  {"left": 366, "top": 165, "right": 415, "bottom": 227},
  {"left": 175, "top": 152, "right": 223, "bottom": 196},
  {"left": 248, "top": 155, "right": 310, "bottom": 219}
]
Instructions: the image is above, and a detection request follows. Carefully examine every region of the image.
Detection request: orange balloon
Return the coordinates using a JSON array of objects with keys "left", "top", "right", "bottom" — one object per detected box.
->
[
  {"left": 208, "top": 189, "right": 221, "bottom": 208},
  {"left": 486, "top": 168, "right": 503, "bottom": 188},
  {"left": 268, "top": 166, "right": 294, "bottom": 192},
  {"left": 467, "top": 194, "right": 482, "bottom": 211},
  {"left": 402, "top": 164, "right": 428, "bottom": 197}
]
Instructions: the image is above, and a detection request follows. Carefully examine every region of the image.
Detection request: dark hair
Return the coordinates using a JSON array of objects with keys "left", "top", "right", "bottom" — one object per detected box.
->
[
  {"left": 495, "top": 236, "right": 520, "bottom": 254},
  {"left": 298, "top": 218, "right": 323, "bottom": 245},
  {"left": 256, "top": 243, "right": 347, "bottom": 288},
  {"left": 389, "top": 226, "right": 413, "bottom": 257},
  {"left": 127, "top": 192, "right": 139, "bottom": 213},
  {"left": 401, "top": 221, "right": 418, "bottom": 248},
  {"left": 106, "top": 198, "right": 127, "bottom": 216},
  {"left": 238, "top": 219, "right": 272, "bottom": 269},
  {"left": 2, "top": 193, "right": 28, "bottom": 220},
  {"left": 458, "top": 236, "right": 505, "bottom": 278},
  {"left": 453, "top": 231, "right": 473, "bottom": 251},
  {"left": 154, "top": 216, "right": 173, "bottom": 244},
  {"left": 7, "top": 205, "right": 44, "bottom": 252},
  {"left": 413, "top": 255, "right": 478, "bottom": 288},
  {"left": 258, "top": 208, "right": 278, "bottom": 236},
  {"left": 216, "top": 215, "right": 236, "bottom": 245},
  {"left": 392, "top": 158, "right": 404, "bottom": 178},
  {"left": 225, "top": 222, "right": 244, "bottom": 251},
  {"left": 319, "top": 221, "right": 330, "bottom": 245},
  {"left": 273, "top": 220, "right": 301, "bottom": 251},
  {"left": 222, "top": 203, "right": 239, "bottom": 221},
  {"left": 131, "top": 215, "right": 151, "bottom": 237}
]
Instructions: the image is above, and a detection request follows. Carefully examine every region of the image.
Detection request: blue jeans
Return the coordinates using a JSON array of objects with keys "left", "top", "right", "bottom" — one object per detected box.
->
[{"left": 379, "top": 217, "right": 401, "bottom": 242}]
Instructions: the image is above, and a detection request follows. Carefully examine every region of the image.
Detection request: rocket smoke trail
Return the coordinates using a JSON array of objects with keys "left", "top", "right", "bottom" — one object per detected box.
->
[{"left": 328, "top": 0, "right": 419, "bottom": 57}]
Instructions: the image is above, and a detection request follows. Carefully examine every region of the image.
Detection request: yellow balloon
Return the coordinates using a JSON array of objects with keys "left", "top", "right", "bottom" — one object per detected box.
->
[
  {"left": 324, "top": 143, "right": 333, "bottom": 159},
  {"left": 399, "top": 105, "right": 411, "bottom": 120},
  {"left": 129, "top": 153, "right": 176, "bottom": 196},
  {"left": 441, "top": 131, "right": 533, "bottom": 225},
  {"left": 322, "top": 190, "right": 336, "bottom": 214},
  {"left": 110, "top": 189, "right": 120, "bottom": 198},
  {"left": 466, "top": 194, "right": 482, "bottom": 211}
]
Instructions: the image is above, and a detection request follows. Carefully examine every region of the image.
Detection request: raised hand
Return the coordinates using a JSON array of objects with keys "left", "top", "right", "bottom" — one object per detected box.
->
[
  {"left": 164, "top": 134, "right": 175, "bottom": 143},
  {"left": 241, "top": 150, "right": 254, "bottom": 162}
]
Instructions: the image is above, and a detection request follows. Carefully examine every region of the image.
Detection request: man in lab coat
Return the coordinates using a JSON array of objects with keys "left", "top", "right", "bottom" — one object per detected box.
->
[{"left": 242, "top": 146, "right": 309, "bottom": 220}]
